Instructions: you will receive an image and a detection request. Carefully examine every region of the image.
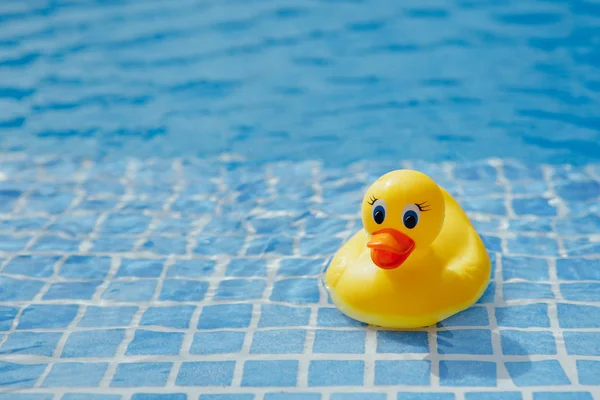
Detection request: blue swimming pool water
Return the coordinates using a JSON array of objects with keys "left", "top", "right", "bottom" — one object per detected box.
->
[
  {"left": 1, "top": 1, "right": 600, "bottom": 400},
  {"left": 1, "top": 0, "right": 600, "bottom": 165}
]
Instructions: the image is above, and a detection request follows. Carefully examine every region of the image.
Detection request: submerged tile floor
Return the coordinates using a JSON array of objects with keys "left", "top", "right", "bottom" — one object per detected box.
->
[{"left": 0, "top": 155, "right": 599, "bottom": 400}]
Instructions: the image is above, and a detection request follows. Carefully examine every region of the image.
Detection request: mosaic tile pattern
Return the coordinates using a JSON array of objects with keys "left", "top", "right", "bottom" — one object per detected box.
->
[{"left": 0, "top": 155, "right": 599, "bottom": 400}]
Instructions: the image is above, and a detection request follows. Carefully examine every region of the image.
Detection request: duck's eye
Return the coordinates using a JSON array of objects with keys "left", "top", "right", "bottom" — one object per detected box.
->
[
  {"left": 402, "top": 204, "right": 421, "bottom": 229},
  {"left": 372, "top": 199, "right": 387, "bottom": 224}
]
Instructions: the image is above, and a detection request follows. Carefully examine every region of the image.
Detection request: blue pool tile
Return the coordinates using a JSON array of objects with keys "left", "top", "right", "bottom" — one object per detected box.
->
[
  {"left": 300, "top": 236, "right": 343, "bottom": 256},
  {"left": 500, "top": 330, "right": 556, "bottom": 355},
  {"left": 0, "top": 217, "right": 47, "bottom": 232},
  {"left": 317, "top": 307, "right": 367, "bottom": 327},
  {"left": 1, "top": 332, "right": 62, "bottom": 356},
  {"left": 48, "top": 214, "right": 98, "bottom": 236},
  {"left": 576, "top": 360, "right": 600, "bottom": 385},
  {"left": 43, "top": 281, "right": 102, "bottom": 300},
  {"left": 465, "top": 393, "right": 522, "bottom": 400},
  {"left": 214, "top": 279, "right": 266, "bottom": 300},
  {"left": 472, "top": 216, "right": 501, "bottom": 232},
  {"left": 0, "top": 277, "right": 44, "bottom": 301},
  {"left": 512, "top": 197, "right": 556, "bottom": 216},
  {"left": 251, "top": 216, "right": 295, "bottom": 235},
  {"left": 563, "top": 238, "right": 600, "bottom": 257},
  {"left": 556, "top": 214, "right": 600, "bottom": 235},
  {"left": 201, "top": 396, "right": 255, "bottom": 400},
  {"left": 0, "top": 361, "right": 46, "bottom": 388},
  {"left": 77, "top": 198, "right": 119, "bottom": 211},
  {"left": 263, "top": 394, "right": 319, "bottom": 400},
  {"left": 560, "top": 283, "right": 600, "bottom": 301},
  {"left": 194, "top": 235, "right": 245, "bottom": 256},
  {"left": 271, "top": 278, "right": 320, "bottom": 304},
  {"left": 83, "top": 181, "right": 124, "bottom": 196},
  {"left": 202, "top": 216, "right": 244, "bottom": 234},
  {"left": 377, "top": 330, "right": 429, "bottom": 353},
  {"left": 25, "top": 191, "right": 74, "bottom": 214},
  {"left": 140, "top": 306, "right": 195, "bottom": 329},
  {"left": 226, "top": 259, "right": 268, "bottom": 277},
  {"left": 18, "top": 304, "right": 79, "bottom": 329},
  {"left": 303, "top": 217, "right": 349, "bottom": 236},
  {"left": 246, "top": 236, "right": 294, "bottom": 256},
  {"left": 496, "top": 304, "right": 550, "bottom": 327},
  {"left": 30, "top": 235, "right": 80, "bottom": 252},
  {"left": 502, "top": 256, "right": 549, "bottom": 281},
  {"left": 503, "top": 283, "right": 554, "bottom": 300},
  {"left": 397, "top": 394, "right": 455, "bottom": 400},
  {"left": 461, "top": 198, "right": 505, "bottom": 215},
  {"left": 438, "top": 329, "right": 493, "bottom": 355},
  {"left": 0, "top": 235, "right": 31, "bottom": 251},
  {"left": 439, "top": 361, "right": 496, "bottom": 387},
  {"left": 313, "top": 330, "right": 365, "bottom": 354},
  {"left": 126, "top": 330, "right": 184, "bottom": 356},
  {"left": 177, "top": 361, "right": 235, "bottom": 386},
  {"left": 100, "top": 213, "right": 151, "bottom": 235},
  {"left": 60, "top": 256, "right": 111, "bottom": 279},
  {"left": 3, "top": 255, "right": 59, "bottom": 277},
  {"left": 159, "top": 279, "right": 208, "bottom": 301},
  {"left": 102, "top": 280, "right": 157, "bottom": 301},
  {"left": 563, "top": 332, "right": 600, "bottom": 355},
  {"left": 91, "top": 237, "right": 137, "bottom": 252},
  {"left": 42, "top": 362, "right": 107, "bottom": 387},
  {"left": 308, "top": 360, "right": 364, "bottom": 387},
  {"left": 505, "top": 360, "right": 570, "bottom": 386},
  {"left": 62, "top": 395, "right": 120, "bottom": 400},
  {"left": 171, "top": 198, "right": 216, "bottom": 215},
  {"left": 191, "top": 331, "right": 246, "bottom": 355},
  {"left": 198, "top": 304, "right": 252, "bottom": 329},
  {"left": 141, "top": 236, "right": 188, "bottom": 255},
  {"left": 438, "top": 307, "right": 489, "bottom": 327},
  {"left": 167, "top": 259, "right": 216, "bottom": 278},
  {"left": 62, "top": 329, "right": 125, "bottom": 358},
  {"left": 259, "top": 305, "right": 311, "bottom": 327},
  {"left": 155, "top": 217, "right": 192, "bottom": 234},
  {"left": 508, "top": 218, "right": 553, "bottom": 233},
  {"left": 558, "top": 304, "right": 600, "bottom": 328},
  {"left": 111, "top": 362, "right": 172, "bottom": 387},
  {"left": 374, "top": 360, "right": 430, "bottom": 385},
  {"left": 278, "top": 258, "right": 325, "bottom": 276},
  {"left": 78, "top": 306, "right": 138, "bottom": 328},
  {"left": 331, "top": 395, "right": 384, "bottom": 400},
  {"left": 242, "top": 360, "right": 298, "bottom": 387},
  {"left": 117, "top": 258, "right": 165, "bottom": 278},
  {"left": 504, "top": 163, "right": 543, "bottom": 180},
  {"left": 507, "top": 236, "right": 558, "bottom": 256},
  {"left": 131, "top": 395, "right": 186, "bottom": 400},
  {"left": 533, "top": 393, "right": 593, "bottom": 400},
  {"left": 454, "top": 163, "right": 497, "bottom": 181},
  {"left": 251, "top": 329, "right": 306, "bottom": 354},
  {"left": 555, "top": 180, "right": 600, "bottom": 202},
  {"left": 0, "top": 306, "right": 18, "bottom": 331},
  {"left": 556, "top": 258, "right": 600, "bottom": 280}
]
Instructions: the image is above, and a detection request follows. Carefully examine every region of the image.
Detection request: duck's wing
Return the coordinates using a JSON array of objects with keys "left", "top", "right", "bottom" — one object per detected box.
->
[{"left": 324, "top": 229, "right": 369, "bottom": 288}]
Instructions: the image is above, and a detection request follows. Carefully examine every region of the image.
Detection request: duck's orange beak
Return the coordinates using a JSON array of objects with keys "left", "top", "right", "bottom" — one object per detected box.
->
[{"left": 367, "top": 228, "right": 415, "bottom": 270}]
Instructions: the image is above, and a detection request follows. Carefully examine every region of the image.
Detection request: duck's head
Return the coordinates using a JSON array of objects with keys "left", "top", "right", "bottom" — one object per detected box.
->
[{"left": 362, "top": 169, "right": 446, "bottom": 270}]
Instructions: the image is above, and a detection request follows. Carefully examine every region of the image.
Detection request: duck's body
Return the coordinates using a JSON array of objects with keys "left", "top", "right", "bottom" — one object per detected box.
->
[{"left": 324, "top": 170, "right": 491, "bottom": 329}]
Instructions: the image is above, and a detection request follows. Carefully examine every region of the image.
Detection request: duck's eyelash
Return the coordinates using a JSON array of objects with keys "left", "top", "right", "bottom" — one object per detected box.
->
[
  {"left": 415, "top": 202, "right": 431, "bottom": 212},
  {"left": 367, "top": 195, "right": 378, "bottom": 206}
]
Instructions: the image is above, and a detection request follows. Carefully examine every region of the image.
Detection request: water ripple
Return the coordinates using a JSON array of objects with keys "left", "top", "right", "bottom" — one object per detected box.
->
[{"left": 0, "top": 0, "right": 598, "bottom": 166}]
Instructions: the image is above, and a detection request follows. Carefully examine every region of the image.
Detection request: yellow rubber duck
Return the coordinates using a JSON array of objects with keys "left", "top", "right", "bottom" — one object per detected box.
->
[{"left": 324, "top": 169, "right": 491, "bottom": 328}]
